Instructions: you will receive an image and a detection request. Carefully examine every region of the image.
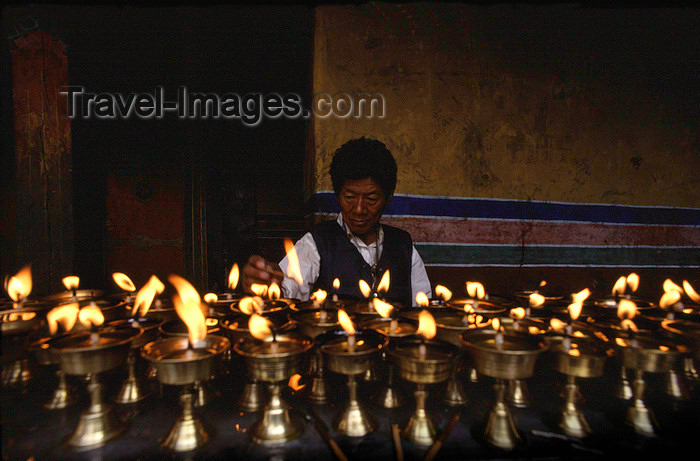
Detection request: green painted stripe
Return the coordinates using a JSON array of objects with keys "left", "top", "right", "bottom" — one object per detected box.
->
[{"left": 415, "top": 244, "right": 700, "bottom": 267}]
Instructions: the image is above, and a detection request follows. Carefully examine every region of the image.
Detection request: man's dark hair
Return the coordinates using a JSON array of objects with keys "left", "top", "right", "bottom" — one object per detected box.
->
[{"left": 330, "top": 137, "right": 398, "bottom": 197}]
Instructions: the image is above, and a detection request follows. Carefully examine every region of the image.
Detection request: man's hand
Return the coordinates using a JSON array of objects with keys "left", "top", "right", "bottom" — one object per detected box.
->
[{"left": 240, "top": 255, "right": 285, "bottom": 294}]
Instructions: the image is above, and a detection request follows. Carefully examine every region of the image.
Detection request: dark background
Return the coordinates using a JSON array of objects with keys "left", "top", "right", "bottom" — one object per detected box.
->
[{"left": 2, "top": 4, "right": 315, "bottom": 292}]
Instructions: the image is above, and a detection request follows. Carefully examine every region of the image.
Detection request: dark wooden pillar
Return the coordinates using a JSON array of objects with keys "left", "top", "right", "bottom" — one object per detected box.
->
[{"left": 11, "top": 29, "right": 73, "bottom": 296}]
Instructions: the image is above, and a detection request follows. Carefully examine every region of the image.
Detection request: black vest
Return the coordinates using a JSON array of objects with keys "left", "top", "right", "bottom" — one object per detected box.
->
[{"left": 311, "top": 220, "right": 413, "bottom": 307}]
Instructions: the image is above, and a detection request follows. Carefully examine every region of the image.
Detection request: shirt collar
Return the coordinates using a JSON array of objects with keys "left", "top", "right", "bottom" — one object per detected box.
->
[{"left": 337, "top": 213, "right": 383, "bottom": 248}]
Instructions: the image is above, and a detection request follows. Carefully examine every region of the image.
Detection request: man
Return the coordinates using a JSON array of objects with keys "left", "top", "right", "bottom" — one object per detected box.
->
[{"left": 241, "top": 137, "right": 431, "bottom": 306}]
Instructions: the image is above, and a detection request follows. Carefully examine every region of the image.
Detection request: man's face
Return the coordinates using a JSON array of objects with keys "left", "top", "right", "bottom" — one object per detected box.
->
[{"left": 337, "top": 177, "right": 391, "bottom": 244}]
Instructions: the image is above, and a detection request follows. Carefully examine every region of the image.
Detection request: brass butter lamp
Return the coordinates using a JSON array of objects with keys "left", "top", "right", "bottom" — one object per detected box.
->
[
  {"left": 140, "top": 274, "right": 231, "bottom": 452},
  {"left": 141, "top": 334, "right": 229, "bottom": 451},
  {"left": 389, "top": 309, "right": 458, "bottom": 446},
  {"left": 50, "top": 320, "right": 143, "bottom": 449},
  {"left": 548, "top": 335, "right": 612, "bottom": 437},
  {"left": 318, "top": 323, "right": 388, "bottom": 437},
  {"left": 234, "top": 313, "right": 313, "bottom": 444},
  {"left": 612, "top": 330, "right": 685, "bottom": 436},
  {"left": 461, "top": 319, "right": 548, "bottom": 450}
]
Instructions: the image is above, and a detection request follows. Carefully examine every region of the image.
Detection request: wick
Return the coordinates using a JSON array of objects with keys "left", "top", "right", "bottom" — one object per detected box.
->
[
  {"left": 389, "top": 318, "right": 398, "bottom": 335},
  {"left": 319, "top": 309, "right": 328, "bottom": 322},
  {"left": 332, "top": 293, "right": 338, "bottom": 303},
  {"left": 418, "top": 337, "right": 427, "bottom": 359},
  {"left": 90, "top": 326, "right": 99, "bottom": 346},
  {"left": 270, "top": 335, "right": 279, "bottom": 354},
  {"left": 347, "top": 333, "right": 356, "bottom": 353},
  {"left": 495, "top": 328, "right": 504, "bottom": 348}
]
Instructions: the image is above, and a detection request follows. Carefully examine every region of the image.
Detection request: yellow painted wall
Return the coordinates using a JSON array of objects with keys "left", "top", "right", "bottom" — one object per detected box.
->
[{"left": 310, "top": 3, "right": 699, "bottom": 207}]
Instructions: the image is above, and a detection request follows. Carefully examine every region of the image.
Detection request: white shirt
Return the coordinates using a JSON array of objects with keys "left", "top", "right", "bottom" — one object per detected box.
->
[{"left": 279, "top": 214, "right": 432, "bottom": 304}]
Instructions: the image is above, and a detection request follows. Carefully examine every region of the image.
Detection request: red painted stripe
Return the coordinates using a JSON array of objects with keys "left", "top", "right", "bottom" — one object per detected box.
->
[{"left": 380, "top": 217, "right": 700, "bottom": 247}]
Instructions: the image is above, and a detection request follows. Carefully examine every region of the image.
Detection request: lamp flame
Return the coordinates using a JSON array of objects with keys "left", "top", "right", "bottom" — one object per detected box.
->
[
  {"left": 333, "top": 278, "right": 340, "bottom": 290},
  {"left": 617, "top": 298, "right": 638, "bottom": 320},
  {"left": 626, "top": 273, "right": 639, "bottom": 293},
  {"left": 62, "top": 276, "right": 80, "bottom": 291},
  {"left": 572, "top": 288, "right": 591, "bottom": 304},
  {"left": 466, "top": 281, "right": 485, "bottom": 299},
  {"left": 47, "top": 302, "right": 79, "bottom": 335},
  {"left": 415, "top": 291, "right": 429, "bottom": 307},
  {"left": 620, "top": 318, "right": 638, "bottom": 332},
  {"left": 568, "top": 302, "right": 583, "bottom": 321},
  {"left": 112, "top": 272, "right": 136, "bottom": 292},
  {"left": 492, "top": 318, "right": 501, "bottom": 331},
  {"left": 5, "top": 312, "right": 36, "bottom": 322},
  {"left": 612, "top": 276, "right": 627, "bottom": 296},
  {"left": 5, "top": 265, "right": 32, "bottom": 302},
  {"left": 683, "top": 280, "right": 700, "bottom": 303},
  {"left": 377, "top": 270, "right": 391, "bottom": 293},
  {"left": 529, "top": 293, "right": 545, "bottom": 307},
  {"left": 660, "top": 290, "right": 682, "bottom": 309},
  {"left": 268, "top": 282, "right": 281, "bottom": 300},
  {"left": 338, "top": 309, "right": 355, "bottom": 335},
  {"left": 228, "top": 263, "right": 240, "bottom": 290},
  {"left": 663, "top": 278, "right": 683, "bottom": 294},
  {"left": 311, "top": 289, "right": 327, "bottom": 305},
  {"left": 78, "top": 302, "right": 104, "bottom": 328},
  {"left": 204, "top": 293, "right": 218, "bottom": 304},
  {"left": 359, "top": 279, "right": 372, "bottom": 299},
  {"left": 238, "top": 296, "right": 264, "bottom": 315},
  {"left": 132, "top": 275, "right": 165, "bottom": 318},
  {"left": 549, "top": 318, "right": 567, "bottom": 331},
  {"left": 248, "top": 313, "right": 272, "bottom": 340},
  {"left": 416, "top": 310, "right": 436, "bottom": 340},
  {"left": 510, "top": 307, "right": 526, "bottom": 320},
  {"left": 283, "top": 238, "right": 304, "bottom": 286},
  {"left": 169, "top": 274, "right": 207, "bottom": 348},
  {"left": 288, "top": 373, "right": 305, "bottom": 391},
  {"left": 250, "top": 283, "right": 268, "bottom": 298},
  {"left": 539, "top": 280, "right": 547, "bottom": 287},
  {"left": 435, "top": 285, "right": 452, "bottom": 302},
  {"left": 373, "top": 298, "right": 394, "bottom": 318}
]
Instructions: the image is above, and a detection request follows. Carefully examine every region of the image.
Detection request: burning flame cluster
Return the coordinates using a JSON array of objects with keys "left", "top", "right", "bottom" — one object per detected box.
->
[
  {"left": 46, "top": 301, "right": 104, "bottom": 335},
  {"left": 659, "top": 278, "right": 699, "bottom": 312},
  {"left": 612, "top": 273, "right": 639, "bottom": 297}
]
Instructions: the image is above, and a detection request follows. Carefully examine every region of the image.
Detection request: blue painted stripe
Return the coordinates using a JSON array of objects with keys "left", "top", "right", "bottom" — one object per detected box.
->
[
  {"left": 415, "top": 243, "right": 700, "bottom": 267},
  {"left": 311, "top": 192, "right": 700, "bottom": 226}
]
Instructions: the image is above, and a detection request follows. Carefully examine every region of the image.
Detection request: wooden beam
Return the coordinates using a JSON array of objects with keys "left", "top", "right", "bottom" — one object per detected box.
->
[{"left": 11, "top": 29, "right": 73, "bottom": 296}]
